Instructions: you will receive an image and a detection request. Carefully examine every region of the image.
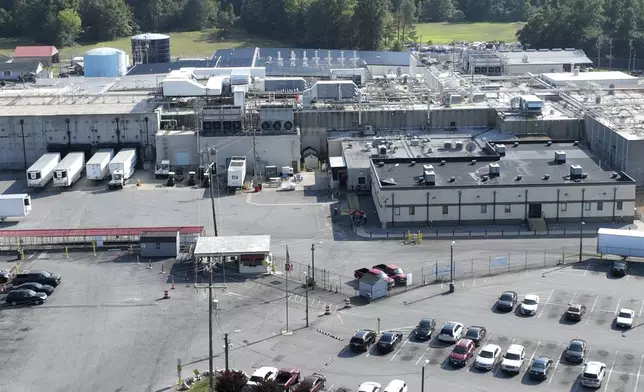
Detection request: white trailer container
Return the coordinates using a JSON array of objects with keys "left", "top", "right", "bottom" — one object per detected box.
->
[
  {"left": 0, "top": 194, "right": 31, "bottom": 222},
  {"left": 227, "top": 156, "right": 247, "bottom": 190},
  {"left": 596, "top": 228, "right": 644, "bottom": 259},
  {"left": 26, "top": 153, "right": 60, "bottom": 187},
  {"left": 86, "top": 149, "right": 115, "bottom": 181},
  {"left": 53, "top": 152, "right": 85, "bottom": 187},
  {"left": 108, "top": 148, "right": 137, "bottom": 190}
]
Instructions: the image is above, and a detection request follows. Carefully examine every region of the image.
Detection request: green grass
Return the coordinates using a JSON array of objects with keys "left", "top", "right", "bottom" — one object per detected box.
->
[
  {"left": 414, "top": 22, "right": 525, "bottom": 44},
  {"left": 188, "top": 378, "right": 212, "bottom": 392}
]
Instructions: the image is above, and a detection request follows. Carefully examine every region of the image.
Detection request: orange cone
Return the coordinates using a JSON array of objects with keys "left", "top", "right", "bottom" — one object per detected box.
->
[{"left": 163, "top": 289, "right": 170, "bottom": 299}]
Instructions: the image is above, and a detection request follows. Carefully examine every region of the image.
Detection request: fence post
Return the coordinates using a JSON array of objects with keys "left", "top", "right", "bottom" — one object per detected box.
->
[
  {"left": 421, "top": 266, "right": 424, "bottom": 285},
  {"left": 525, "top": 251, "right": 528, "bottom": 269},
  {"left": 471, "top": 258, "right": 474, "bottom": 278},
  {"left": 501, "top": 229, "right": 504, "bottom": 236},
  {"left": 488, "top": 256, "right": 491, "bottom": 275},
  {"left": 435, "top": 261, "right": 438, "bottom": 280},
  {"left": 339, "top": 276, "right": 342, "bottom": 294},
  {"left": 562, "top": 246, "right": 565, "bottom": 264},
  {"left": 544, "top": 249, "right": 547, "bottom": 267},
  {"left": 508, "top": 254, "right": 511, "bottom": 272}
]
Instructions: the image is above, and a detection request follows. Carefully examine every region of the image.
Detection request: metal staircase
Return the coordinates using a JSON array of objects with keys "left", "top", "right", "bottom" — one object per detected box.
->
[{"left": 527, "top": 215, "right": 548, "bottom": 233}]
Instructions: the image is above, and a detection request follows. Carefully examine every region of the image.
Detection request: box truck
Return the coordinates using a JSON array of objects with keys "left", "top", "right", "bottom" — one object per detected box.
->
[
  {"left": 227, "top": 156, "right": 247, "bottom": 191},
  {"left": 26, "top": 153, "right": 60, "bottom": 187},
  {"left": 0, "top": 194, "right": 31, "bottom": 222},
  {"left": 53, "top": 152, "right": 85, "bottom": 187},
  {"left": 596, "top": 228, "right": 644, "bottom": 259},
  {"left": 108, "top": 148, "right": 137, "bottom": 190},
  {"left": 86, "top": 149, "right": 115, "bottom": 181}
]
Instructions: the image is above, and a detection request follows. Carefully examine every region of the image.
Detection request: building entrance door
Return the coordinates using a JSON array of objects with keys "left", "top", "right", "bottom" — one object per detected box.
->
[{"left": 528, "top": 203, "right": 542, "bottom": 218}]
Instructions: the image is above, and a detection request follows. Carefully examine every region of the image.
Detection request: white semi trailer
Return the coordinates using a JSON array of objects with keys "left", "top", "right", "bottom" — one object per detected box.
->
[
  {"left": 596, "top": 228, "right": 644, "bottom": 259},
  {"left": 227, "top": 156, "right": 247, "bottom": 192},
  {"left": 26, "top": 153, "right": 60, "bottom": 187},
  {"left": 53, "top": 152, "right": 85, "bottom": 187},
  {"left": 0, "top": 194, "right": 31, "bottom": 222},
  {"left": 86, "top": 149, "right": 115, "bottom": 181},
  {"left": 108, "top": 148, "right": 137, "bottom": 190}
]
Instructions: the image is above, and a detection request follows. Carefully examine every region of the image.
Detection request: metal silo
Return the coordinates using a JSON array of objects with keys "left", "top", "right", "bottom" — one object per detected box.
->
[
  {"left": 83, "top": 47, "right": 128, "bottom": 77},
  {"left": 131, "top": 33, "right": 171, "bottom": 65}
]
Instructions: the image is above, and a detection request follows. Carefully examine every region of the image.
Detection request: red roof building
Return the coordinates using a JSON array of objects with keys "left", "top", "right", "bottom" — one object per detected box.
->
[{"left": 13, "top": 46, "right": 60, "bottom": 65}]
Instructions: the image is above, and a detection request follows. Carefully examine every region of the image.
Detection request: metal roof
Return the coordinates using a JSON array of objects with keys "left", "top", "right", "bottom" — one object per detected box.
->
[
  {"left": 126, "top": 60, "right": 214, "bottom": 76},
  {"left": 500, "top": 49, "right": 592, "bottom": 65},
  {"left": 0, "top": 227, "right": 204, "bottom": 237},
  {"left": 194, "top": 235, "right": 271, "bottom": 255},
  {"left": 0, "top": 60, "right": 41, "bottom": 72},
  {"left": 131, "top": 33, "right": 170, "bottom": 40},
  {"left": 329, "top": 156, "right": 346, "bottom": 168},
  {"left": 85, "top": 47, "right": 126, "bottom": 56},
  {"left": 212, "top": 48, "right": 256, "bottom": 67},
  {"left": 14, "top": 46, "right": 58, "bottom": 57}
]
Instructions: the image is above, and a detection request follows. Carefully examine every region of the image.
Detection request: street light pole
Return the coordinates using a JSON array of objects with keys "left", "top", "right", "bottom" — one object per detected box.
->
[
  {"left": 449, "top": 241, "right": 455, "bottom": 293},
  {"left": 421, "top": 359, "right": 429, "bottom": 392},
  {"left": 208, "top": 264, "right": 214, "bottom": 392},
  {"left": 579, "top": 221, "right": 585, "bottom": 263},
  {"left": 304, "top": 266, "right": 310, "bottom": 327}
]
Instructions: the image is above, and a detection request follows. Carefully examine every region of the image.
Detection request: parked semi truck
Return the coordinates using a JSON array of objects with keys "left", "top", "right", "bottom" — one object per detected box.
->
[
  {"left": 0, "top": 194, "right": 31, "bottom": 222},
  {"left": 597, "top": 228, "right": 644, "bottom": 259},
  {"left": 26, "top": 153, "right": 60, "bottom": 187},
  {"left": 53, "top": 152, "right": 85, "bottom": 187},
  {"left": 108, "top": 148, "right": 137, "bottom": 190},
  {"left": 86, "top": 149, "right": 114, "bottom": 181}
]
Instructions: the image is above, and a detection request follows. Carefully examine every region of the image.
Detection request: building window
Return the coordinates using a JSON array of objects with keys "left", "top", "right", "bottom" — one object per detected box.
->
[
  {"left": 617, "top": 201, "right": 623, "bottom": 210},
  {"left": 560, "top": 202, "right": 567, "bottom": 211},
  {"left": 2, "top": 71, "right": 9, "bottom": 77},
  {"left": 409, "top": 206, "right": 415, "bottom": 215},
  {"left": 584, "top": 202, "right": 591, "bottom": 211},
  {"left": 155, "top": 243, "right": 161, "bottom": 249},
  {"left": 394, "top": 207, "right": 400, "bottom": 215},
  {"left": 597, "top": 201, "right": 603, "bottom": 211},
  {"left": 358, "top": 176, "right": 366, "bottom": 185},
  {"left": 481, "top": 204, "right": 487, "bottom": 214},
  {"left": 442, "top": 205, "right": 449, "bottom": 215},
  {"left": 505, "top": 204, "right": 511, "bottom": 213}
]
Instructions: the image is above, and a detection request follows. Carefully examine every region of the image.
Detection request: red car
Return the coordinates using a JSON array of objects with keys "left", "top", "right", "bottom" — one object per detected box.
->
[
  {"left": 373, "top": 264, "right": 407, "bottom": 285},
  {"left": 275, "top": 368, "right": 300, "bottom": 390},
  {"left": 297, "top": 373, "right": 326, "bottom": 392},
  {"left": 449, "top": 339, "right": 476, "bottom": 367}
]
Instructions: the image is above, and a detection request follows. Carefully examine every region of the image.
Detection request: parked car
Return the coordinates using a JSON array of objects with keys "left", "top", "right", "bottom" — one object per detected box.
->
[
  {"left": 373, "top": 264, "right": 407, "bottom": 285},
  {"left": 383, "top": 379, "right": 407, "bottom": 392},
  {"left": 6, "top": 289, "right": 47, "bottom": 306},
  {"left": 615, "top": 308, "right": 635, "bottom": 328},
  {"left": 580, "top": 361, "right": 606, "bottom": 388},
  {"left": 565, "top": 304, "right": 587, "bottom": 321},
  {"left": 298, "top": 373, "right": 326, "bottom": 392},
  {"left": 353, "top": 268, "right": 395, "bottom": 288},
  {"left": 564, "top": 339, "right": 588, "bottom": 364},
  {"left": 463, "top": 326, "right": 487, "bottom": 346},
  {"left": 529, "top": 357, "right": 554, "bottom": 380},
  {"left": 377, "top": 331, "right": 404, "bottom": 353},
  {"left": 496, "top": 291, "right": 518, "bottom": 311},
  {"left": 475, "top": 344, "right": 502, "bottom": 371},
  {"left": 610, "top": 261, "right": 628, "bottom": 277},
  {"left": 414, "top": 318, "right": 436, "bottom": 340},
  {"left": 9, "top": 282, "right": 54, "bottom": 295},
  {"left": 246, "top": 366, "right": 279, "bottom": 386},
  {"left": 275, "top": 368, "right": 300, "bottom": 389},
  {"left": 519, "top": 294, "right": 540, "bottom": 316},
  {"left": 438, "top": 321, "right": 464, "bottom": 343},
  {"left": 449, "top": 339, "right": 476, "bottom": 366},
  {"left": 350, "top": 329, "right": 377, "bottom": 352},
  {"left": 501, "top": 344, "right": 526, "bottom": 373},
  {"left": 357, "top": 382, "right": 381, "bottom": 392},
  {"left": 13, "top": 270, "right": 61, "bottom": 287}
]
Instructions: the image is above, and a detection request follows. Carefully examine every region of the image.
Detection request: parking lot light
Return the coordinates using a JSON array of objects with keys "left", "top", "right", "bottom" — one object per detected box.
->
[
  {"left": 421, "top": 358, "right": 430, "bottom": 392},
  {"left": 450, "top": 241, "right": 455, "bottom": 293},
  {"left": 579, "top": 221, "right": 585, "bottom": 263}
]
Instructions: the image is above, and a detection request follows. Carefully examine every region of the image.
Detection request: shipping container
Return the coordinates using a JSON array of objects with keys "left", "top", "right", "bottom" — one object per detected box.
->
[
  {"left": 86, "top": 149, "right": 115, "bottom": 181},
  {"left": 53, "top": 152, "right": 85, "bottom": 187},
  {"left": 0, "top": 194, "right": 31, "bottom": 222},
  {"left": 26, "top": 153, "right": 61, "bottom": 187}
]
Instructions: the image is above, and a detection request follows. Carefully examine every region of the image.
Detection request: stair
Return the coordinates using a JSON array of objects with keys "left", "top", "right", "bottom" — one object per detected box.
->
[{"left": 528, "top": 217, "right": 548, "bottom": 233}]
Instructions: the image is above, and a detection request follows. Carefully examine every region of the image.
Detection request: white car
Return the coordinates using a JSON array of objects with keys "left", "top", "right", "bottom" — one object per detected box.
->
[
  {"left": 475, "top": 344, "right": 502, "bottom": 371},
  {"left": 383, "top": 379, "right": 407, "bottom": 392},
  {"left": 615, "top": 308, "right": 635, "bottom": 328},
  {"left": 501, "top": 344, "right": 526, "bottom": 373},
  {"left": 246, "top": 366, "right": 279, "bottom": 386},
  {"left": 519, "top": 294, "right": 540, "bottom": 316},
  {"left": 580, "top": 361, "right": 607, "bottom": 388},
  {"left": 357, "top": 382, "right": 381, "bottom": 392},
  {"left": 437, "top": 321, "right": 464, "bottom": 343}
]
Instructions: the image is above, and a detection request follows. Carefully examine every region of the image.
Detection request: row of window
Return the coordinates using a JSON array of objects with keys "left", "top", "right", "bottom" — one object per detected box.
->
[{"left": 395, "top": 202, "right": 624, "bottom": 216}]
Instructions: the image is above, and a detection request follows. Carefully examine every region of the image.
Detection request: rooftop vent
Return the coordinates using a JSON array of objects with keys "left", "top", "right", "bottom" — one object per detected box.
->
[
  {"left": 495, "top": 144, "right": 506, "bottom": 156},
  {"left": 554, "top": 150, "right": 567, "bottom": 163},
  {"left": 488, "top": 163, "right": 500, "bottom": 176},
  {"left": 423, "top": 164, "right": 434, "bottom": 172},
  {"left": 546, "top": 140, "right": 553, "bottom": 147},
  {"left": 582, "top": 172, "right": 588, "bottom": 179},
  {"left": 410, "top": 161, "right": 416, "bottom": 166},
  {"left": 543, "top": 173, "right": 550, "bottom": 180},
  {"left": 410, "top": 137, "right": 420, "bottom": 146},
  {"left": 444, "top": 141, "right": 453, "bottom": 149},
  {"left": 377, "top": 161, "right": 385, "bottom": 167},
  {"left": 611, "top": 171, "right": 619, "bottom": 178},
  {"left": 440, "top": 160, "right": 446, "bottom": 166},
  {"left": 449, "top": 176, "right": 456, "bottom": 182},
  {"left": 423, "top": 170, "right": 436, "bottom": 184},
  {"left": 515, "top": 175, "right": 523, "bottom": 181},
  {"left": 569, "top": 164, "right": 583, "bottom": 178},
  {"left": 513, "top": 141, "right": 519, "bottom": 147},
  {"left": 470, "top": 159, "right": 477, "bottom": 165},
  {"left": 378, "top": 145, "right": 387, "bottom": 156},
  {"left": 455, "top": 141, "right": 464, "bottom": 149},
  {"left": 481, "top": 175, "right": 489, "bottom": 182},
  {"left": 573, "top": 140, "right": 579, "bottom": 146}
]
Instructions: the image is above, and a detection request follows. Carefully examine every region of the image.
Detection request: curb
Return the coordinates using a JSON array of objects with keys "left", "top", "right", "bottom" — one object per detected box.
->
[{"left": 317, "top": 329, "right": 344, "bottom": 341}]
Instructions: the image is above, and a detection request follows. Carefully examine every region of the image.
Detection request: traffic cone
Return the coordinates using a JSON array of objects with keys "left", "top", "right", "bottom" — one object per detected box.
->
[
  {"left": 163, "top": 289, "right": 170, "bottom": 299},
  {"left": 171, "top": 278, "right": 176, "bottom": 290}
]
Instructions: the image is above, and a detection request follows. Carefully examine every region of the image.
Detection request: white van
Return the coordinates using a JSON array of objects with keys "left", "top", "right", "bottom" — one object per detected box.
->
[{"left": 383, "top": 380, "right": 407, "bottom": 392}]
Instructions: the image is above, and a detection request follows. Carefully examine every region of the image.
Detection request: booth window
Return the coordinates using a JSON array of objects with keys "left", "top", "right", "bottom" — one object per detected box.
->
[
  {"left": 240, "top": 254, "right": 265, "bottom": 267},
  {"left": 597, "top": 201, "right": 603, "bottom": 211},
  {"left": 617, "top": 201, "right": 623, "bottom": 210},
  {"left": 442, "top": 205, "right": 448, "bottom": 215},
  {"left": 409, "top": 206, "right": 415, "bottom": 215}
]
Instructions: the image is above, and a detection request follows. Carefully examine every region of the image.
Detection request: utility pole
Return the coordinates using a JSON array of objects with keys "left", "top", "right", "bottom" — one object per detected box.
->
[
  {"left": 305, "top": 265, "right": 310, "bottom": 328},
  {"left": 285, "top": 245, "right": 290, "bottom": 333},
  {"left": 224, "top": 333, "right": 229, "bottom": 371},
  {"left": 208, "top": 264, "right": 214, "bottom": 392},
  {"left": 596, "top": 36, "right": 602, "bottom": 69},
  {"left": 629, "top": 40, "right": 634, "bottom": 71},
  {"left": 252, "top": 127, "right": 257, "bottom": 183},
  {"left": 310, "top": 243, "right": 316, "bottom": 288}
]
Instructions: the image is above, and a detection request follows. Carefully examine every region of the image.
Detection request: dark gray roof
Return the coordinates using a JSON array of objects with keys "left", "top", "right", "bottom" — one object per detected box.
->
[
  {"left": 0, "top": 60, "right": 41, "bottom": 72},
  {"left": 127, "top": 60, "right": 214, "bottom": 76},
  {"left": 0, "top": 54, "right": 11, "bottom": 63},
  {"left": 211, "top": 47, "right": 256, "bottom": 67},
  {"left": 372, "top": 141, "right": 635, "bottom": 189}
]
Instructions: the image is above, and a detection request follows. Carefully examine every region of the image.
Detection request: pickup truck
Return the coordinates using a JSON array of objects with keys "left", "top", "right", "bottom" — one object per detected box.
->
[
  {"left": 354, "top": 267, "right": 395, "bottom": 288},
  {"left": 275, "top": 367, "right": 300, "bottom": 390},
  {"left": 373, "top": 263, "right": 407, "bottom": 285}
]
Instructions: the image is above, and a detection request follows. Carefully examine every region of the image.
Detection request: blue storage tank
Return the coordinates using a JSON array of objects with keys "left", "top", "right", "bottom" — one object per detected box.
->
[{"left": 83, "top": 47, "right": 128, "bottom": 78}]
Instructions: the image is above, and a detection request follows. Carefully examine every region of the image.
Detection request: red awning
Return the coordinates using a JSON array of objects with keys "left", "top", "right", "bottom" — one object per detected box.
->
[{"left": 0, "top": 226, "right": 204, "bottom": 237}]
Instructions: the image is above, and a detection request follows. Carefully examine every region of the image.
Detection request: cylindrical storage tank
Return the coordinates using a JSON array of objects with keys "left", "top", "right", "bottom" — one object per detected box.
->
[
  {"left": 83, "top": 47, "right": 128, "bottom": 77},
  {"left": 131, "top": 33, "right": 171, "bottom": 65}
]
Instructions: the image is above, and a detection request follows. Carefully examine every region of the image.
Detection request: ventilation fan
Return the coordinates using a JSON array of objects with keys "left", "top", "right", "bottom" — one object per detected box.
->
[
  {"left": 283, "top": 121, "right": 293, "bottom": 130},
  {"left": 261, "top": 121, "right": 271, "bottom": 130},
  {"left": 272, "top": 121, "right": 282, "bottom": 131},
  {"left": 232, "top": 121, "right": 241, "bottom": 131}
]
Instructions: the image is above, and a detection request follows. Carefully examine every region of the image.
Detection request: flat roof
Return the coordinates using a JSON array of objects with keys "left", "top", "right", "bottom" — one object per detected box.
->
[
  {"left": 541, "top": 71, "right": 638, "bottom": 83},
  {"left": 193, "top": 235, "right": 271, "bottom": 255},
  {"left": 329, "top": 156, "right": 346, "bottom": 168},
  {"left": 598, "top": 228, "right": 644, "bottom": 238},
  {"left": 372, "top": 141, "right": 635, "bottom": 189}
]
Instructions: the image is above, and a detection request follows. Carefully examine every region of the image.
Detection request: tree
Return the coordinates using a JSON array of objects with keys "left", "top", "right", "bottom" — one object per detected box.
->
[
  {"left": 56, "top": 8, "right": 82, "bottom": 46},
  {"left": 420, "top": 0, "right": 457, "bottom": 22},
  {"left": 304, "top": 0, "right": 354, "bottom": 48},
  {"left": 80, "top": 0, "right": 133, "bottom": 42},
  {"left": 182, "top": 0, "right": 219, "bottom": 31},
  {"left": 352, "top": 0, "right": 389, "bottom": 49},
  {"left": 215, "top": 369, "right": 248, "bottom": 392},
  {"left": 218, "top": 3, "right": 236, "bottom": 37}
]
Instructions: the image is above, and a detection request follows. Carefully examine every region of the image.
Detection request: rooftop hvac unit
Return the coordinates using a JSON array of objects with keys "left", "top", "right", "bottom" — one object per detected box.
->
[
  {"left": 455, "top": 141, "right": 464, "bottom": 149},
  {"left": 570, "top": 164, "right": 583, "bottom": 178},
  {"left": 444, "top": 141, "right": 453, "bottom": 149},
  {"left": 377, "top": 161, "right": 385, "bottom": 167},
  {"left": 378, "top": 145, "right": 387, "bottom": 156},
  {"left": 513, "top": 141, "right": 519, "bottom": 147},
  {"left": 273, "top": 121, "right": 282, "bottom": 131},
  {"left": 495, "top": 144, "right": 506, "bottom": 156},
  {"left": 283, "top": 121, "right": 293, "bottom": 131},
  {"left": 488, "top": 163, "right": 500, "bottom": 176},
  {"left": 410, "top": 137, "right": 420, "bottom": 146},
  {"left": 423, "top": 170, "right": 436, "bottom": 184},
  {"left": 422, "top": 164, "right": 434, "bottom": 172},
  {"left": 543, "top": 174, "right": 550, "bottom": 180},
  {"left": 546, "top": 140, "right": 553, "bottom": 147},
  {"left": 261, "top": 121, "right": 271, "bottom": 130},
  {"left": 555, "top": 151, "right": 567, "bottom": 163}
]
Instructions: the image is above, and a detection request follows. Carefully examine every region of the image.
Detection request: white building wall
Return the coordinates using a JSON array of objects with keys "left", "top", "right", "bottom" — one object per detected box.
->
[{"left": 506, "top": 63, "right": 565, "bottom": 75}]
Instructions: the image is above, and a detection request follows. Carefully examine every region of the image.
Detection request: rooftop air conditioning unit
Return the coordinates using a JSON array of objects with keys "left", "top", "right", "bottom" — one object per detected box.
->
[
  {"left": 377, "top": 161, "right": 385, "bottom": 167},
  {"left": 455, "top": 141, "right": 464, "bottom": 149},
  {"left": 495, "top": 144, "right": 506, "bottom": 156},
  {"left": 570, "top": 164, "right": 583, "bottom": 178},
  {"left": 543, "top": 173, "right": 550, "bottom": 180},
  {"left": 513, "top": 141, "right": 519, "bottom": 147},
  {"left": 555, "top": 151, "right": 567, "bottom": 163},
  {"left": 470, "top": 159, "right": 477, "bottom": 165},
  {"left": 423, "top": 170, "right": 436, "bottom": 184},
  {"left": 444, "top": 141, "right": 453, "bottom": 149},
  {"left": 440, "top": 160, "right": 446, "bottom": 166},
  {"left": 488, "top": 163, "right": 500, "bottom": 176},
  {"left": 378, "top": 145, "right": 387, "bottom": 156},
  {"left": 546, "top": 140, "right": 553, "bottom": 146},
  {"left": 410, "top": 137, "right": 420, "bottom": 146},
  {"left": 422, "top": 164, "right": 434, "bottom": 172}
]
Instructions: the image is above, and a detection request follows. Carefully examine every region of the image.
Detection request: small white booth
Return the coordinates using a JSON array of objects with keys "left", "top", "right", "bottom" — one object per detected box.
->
[
  {"left": 358, "top": 273, "right": 388, "bottom": 301},
  {"left": 193, "top": 235, "right": 272, "bottom": 274}
]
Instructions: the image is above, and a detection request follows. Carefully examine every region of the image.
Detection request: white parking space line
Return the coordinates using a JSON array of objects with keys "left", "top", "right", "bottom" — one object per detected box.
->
[
  {"left": 548, "top": 358, "right": 560, "bottom": 385},
  {"left": 584, "top": 262, "right": 592, "bottom": 276},
  {"left": 615, "top": 297, "right": 623, "bottom": 313},
  {"left": 415, "top": 338, "right": 435, "bottom": 366},
  {"left": 586, "top": 295, "right": 600, "bottom": 324},
  {"left": 391, "top": 337, "right": 410, "bottom": 361},
  {"left": 636, "top": 301, "right": 644, "bottom": 331},
  {"left": 538, "top": 289, "right": 555, "bottom": 319},
  {"left": 634, "top": 354, "right": 644, "bottom": 392},
  {"left": 364, "top": 345, "right": 377, "bottom": 358},
  {"left": 523, "top": 341, "right": 541, "bottom": 377},
  {"left": 569, "top": 292, "right": 577, "bottom": 304},
  {"left": 603, "top": 351, "right": 618, "bottom": 392}
]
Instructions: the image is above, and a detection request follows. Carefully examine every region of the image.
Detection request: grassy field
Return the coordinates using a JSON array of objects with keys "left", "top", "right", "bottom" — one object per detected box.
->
[{"left": 415, "top": 22, "right": 524, "bottom": 44}]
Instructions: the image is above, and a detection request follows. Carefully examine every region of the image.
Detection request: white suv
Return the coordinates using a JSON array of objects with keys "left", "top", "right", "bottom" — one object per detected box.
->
[
  {"left": 357, "top": 382, "right": 381, "bottom": 392},
  {"left": 580, "top": 361, "right": 606, "bottom": 388},
  {"left": 438, "top": 321, "right": 464, "bottom": 343},
  {"left": 501, "top": 344, "right": 526, "bottom": 373},
  {"left": 615, "top": 308, "right": 635, "bottom": 328}
]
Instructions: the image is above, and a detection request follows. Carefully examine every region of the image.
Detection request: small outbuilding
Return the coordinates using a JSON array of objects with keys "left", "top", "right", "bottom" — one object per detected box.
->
[
  {"left": 13, "top": 46, "right": 60, "bottom": 66},
  {"left": 357, "top": 273, "right": 388, "bottom": 301},
  {"left": 139, "top": 231, "right": 180, "bottom": 258},
  {"left": 193, "top": 235, "right": 272, "bottom": 274},
  {"left": 0, "top": 61, "right": 43, "bottom": 82}
]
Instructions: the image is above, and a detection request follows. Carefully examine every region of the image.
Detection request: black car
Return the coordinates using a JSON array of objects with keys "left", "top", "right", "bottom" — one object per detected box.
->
[
  {"left": 529, "top": 357, "right": 553, "bottom": 380},
  {"left": 13, "top": 270, "right": 62, "bottom": 287},
  {"left": 6, "top": 289, "right": 47, "bottom": 305},
  {"left": 464, "top": 326, "right": 487, "bottom": 346},
  {"left": 377, "top": 331, "right": 403, "bottom": 353},
  {"left": 349, "top": 329, "right": 376, "bottom": 352},
  {"left": 496, "top": 291, "right": 518, "bottom": 311},
  {"left": 414, "top": 317, "right": 436, "bottom": 340},
  {"left": 10, "top": 282, "right": 54, "bottom": 295},
  {"left": 564, "top": 339, "right": 588, "bottom": 364},
  {"left": 611, "top": 261, "right": 628, "bottom": 277}
]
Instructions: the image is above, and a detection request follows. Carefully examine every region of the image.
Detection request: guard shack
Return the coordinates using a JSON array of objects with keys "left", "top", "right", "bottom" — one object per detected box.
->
[{"left": 193, "top": 235, "right": 272, "bottom": 274}]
